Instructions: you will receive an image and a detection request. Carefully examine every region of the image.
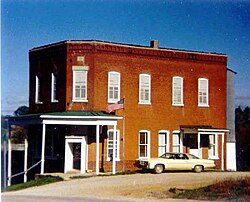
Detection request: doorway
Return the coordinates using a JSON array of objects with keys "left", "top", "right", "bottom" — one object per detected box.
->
[
  {"left": 64, "top": 136, "right": 88, "bottom": 174},
  {"left": 184, "top": 134, "right": 199, "bottom": 157}
]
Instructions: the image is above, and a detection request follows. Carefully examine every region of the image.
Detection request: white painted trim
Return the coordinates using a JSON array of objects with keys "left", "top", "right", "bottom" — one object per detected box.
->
[
  {"left": 112, "top": 125, "right": 117, "bottom": 174},
  {"left": 107, "top": 129, "right": 120, "bottom": 161},
  {"left": 35, "top": 76, "right": 43, "bottom": 104},
  {"left": 40, "top": 115, "right": 123, "bottom": 120},
  {"left": 72, "top": 70, "right": 88, "bottom": 102},
  {"left": 108, "top": 71, "right": 121, "bottom": 103},
  {"left": 72, "top": 99, "right": 88, "bottom": 103},
  {"left": 138, "top": 130, "right": 151, "bottom": 159},
  {"left": 64, "top": 136, "right": 88, "bottom": 174},
  {"left": 51, "top": 73, "right": 58, "bottom": 103},
  {"left": 42, "top": 120, "right": 118, "bottom": 126},
  {"left": 172, "top": 76, "right": 184, "bottom": 106},
  {"left": 72, "top": 65, "right": 89, "bottom": 71},
  {"left": 24, "top": 138, "right": 28, "bottom": 183},
  {"left": 158, "top": 130, "right": 170, "bottom": 156},
  {"left": 221, "top": 133, "right": 224, "bottom": 171},
  {"left": 41, "top": 124, "right": 46, "bottom": 174},
  {"left": 198, "top": 78, "right": 209, "bottom": 107},
  {"left": 198, "top": 129, "right": 229, "bottom": 132},
  {"left": 198, "top": 133, "right": 201, "bottom": 158},
  {"left": 96, "top": 125, "right": 100, "bottom": 175},
  {"left": 7, "top": 139, "right": 11, "bottom": 186},
  {"left": 226, "top": 142, "right": 237, "bottom": 171},
  {"left": 172, "top": 131, "right": 183, "bottom": 153}
]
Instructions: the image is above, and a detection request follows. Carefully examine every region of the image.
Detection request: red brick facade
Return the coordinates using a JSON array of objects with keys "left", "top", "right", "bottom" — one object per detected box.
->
[{"left": 29, "top": 40, "right": 228, "bottom": 171}]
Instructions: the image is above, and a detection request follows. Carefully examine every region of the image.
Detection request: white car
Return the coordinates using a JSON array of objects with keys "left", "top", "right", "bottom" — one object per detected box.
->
[{"left": 135, "top": 152, "right": 215, "bottom": 174}]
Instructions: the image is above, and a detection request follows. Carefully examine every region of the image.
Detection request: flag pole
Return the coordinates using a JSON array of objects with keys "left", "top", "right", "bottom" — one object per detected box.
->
[{"left": 122, "top": 97, "right": 125, "bottom": 172}]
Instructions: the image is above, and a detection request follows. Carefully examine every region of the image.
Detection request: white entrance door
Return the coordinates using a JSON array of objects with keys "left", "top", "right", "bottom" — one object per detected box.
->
[{"left": 64, "top": 136, "right": 88, "bottom": 174}]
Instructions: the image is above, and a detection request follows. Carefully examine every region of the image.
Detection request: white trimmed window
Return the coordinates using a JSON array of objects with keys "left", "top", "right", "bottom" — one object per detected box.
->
[
  {"left": 158, "top": 130, "right": 170, "bottom": 156},
  {"left": 172, "top": 132, "right": 183, "bottom": 153},
  {"left": 35, "top": 75, "right": 42, "bottom": 104},
  {"left": 209, "top": 134, "right": 218, "bottom": 159},
  {"left": 198, "top": 78, "right": 209, "bottom": 107},
  {"left": 51, "top": 73, "right": 58, "bottom": 102},
  {"left": 172, "top": 76, "right": 184, "bottom": 106},
  {"left": 73, "top": 70, "right": 88, "bottom": 102},
  {"left": 139, "top": 74, "right": 151, "bottom": 104},
  {"left": 108, "top": 71, "right": 120, "bottom": 103},
  {"left": 107, "top": 129, "right": 120, "bottom": 161},
  {"left": 139, "top": 130, "right": 150, "bottom": 159}
]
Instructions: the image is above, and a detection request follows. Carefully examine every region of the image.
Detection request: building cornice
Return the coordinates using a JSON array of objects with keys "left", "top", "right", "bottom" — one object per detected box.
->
[{"left": 30, "top": 40, "right": 227, "bottom": 64}]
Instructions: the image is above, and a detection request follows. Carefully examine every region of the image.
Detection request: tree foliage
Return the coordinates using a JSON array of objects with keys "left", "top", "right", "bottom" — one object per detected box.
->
[
  {"left": 14, "top": 106, "right": 29, "bottom": 116},
  {"left": 235, "top": 106, "right": 250, "bottom": 170}
]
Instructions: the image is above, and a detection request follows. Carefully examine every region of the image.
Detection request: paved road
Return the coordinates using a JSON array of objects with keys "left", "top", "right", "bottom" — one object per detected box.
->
[{"left": 2, "top": 171, "right": 250, "bottom": 202}]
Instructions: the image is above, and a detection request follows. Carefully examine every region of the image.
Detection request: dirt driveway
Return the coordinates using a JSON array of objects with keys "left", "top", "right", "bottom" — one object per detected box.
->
[{"left": 3, "top": 171, "right": 250, "bottom": 201}]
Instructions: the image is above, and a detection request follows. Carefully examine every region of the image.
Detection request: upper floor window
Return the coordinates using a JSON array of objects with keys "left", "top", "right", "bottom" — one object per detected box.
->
[
  {"left": 51, "top": 73, "right": 58, "bottom": 102},
  {"left": 108, "top": 71, "right": 120, "bottom": 103},
  {"left": 139, "top": 74, "right": 151, "bottom": 104},
  {"left": 35, "top": 75, "right": 43, "bottom": 104},
  {"left": 172, "top": 76, "right": 184, "bottom": 106},
  {"left": 73, "top": 70, "right": 88, "bottom": 102},
  {"left": 139, "top": 130, "right": 150, "bottom": 159},
  {"left": 158, "top": 130, "right": 170, "bottom": 156},
  {"left": 107, "top": 129, "right": 120, "bottom": 161},
  {"left": 198, "top": 78, "right": 209, "bottom": 107}
]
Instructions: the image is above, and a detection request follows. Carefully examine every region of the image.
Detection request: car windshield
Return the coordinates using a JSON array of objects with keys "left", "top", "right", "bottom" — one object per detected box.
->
[
  {"left": 159, "top": 153, "right": 172, "bottom": 159},
  {"left": 160, "top": 153, "right": 197, "bottom": 160},
  {"left": 189, "top": 154, "right": 199, "bottom": 159}
]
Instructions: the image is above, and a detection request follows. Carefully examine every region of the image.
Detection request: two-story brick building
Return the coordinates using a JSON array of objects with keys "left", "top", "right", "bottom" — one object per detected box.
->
[{"left": 8, "top": 40, "right": 236, "bottom": 182}]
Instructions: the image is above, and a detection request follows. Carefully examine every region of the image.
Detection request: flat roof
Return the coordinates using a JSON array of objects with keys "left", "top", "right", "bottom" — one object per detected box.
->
[{"left": 30, "top": 39, "right": 227, "bottom": 57}]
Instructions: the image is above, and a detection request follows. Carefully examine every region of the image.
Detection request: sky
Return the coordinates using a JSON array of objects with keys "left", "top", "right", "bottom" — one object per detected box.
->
[{"left": 1, "top": 0, "right": 250, "bottom": 115}]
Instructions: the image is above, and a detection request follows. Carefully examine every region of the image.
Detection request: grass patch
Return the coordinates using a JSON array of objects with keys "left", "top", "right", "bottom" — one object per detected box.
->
[
  {"left": 170, "top": 177, "right": 250, "bottom": 201},
  {"left": 3, "top": 175, "right": 63, "bottom": 192}
]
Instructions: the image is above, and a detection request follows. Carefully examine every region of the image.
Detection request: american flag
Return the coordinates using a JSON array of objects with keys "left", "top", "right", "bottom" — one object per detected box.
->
[{"left": 107, "top": 98, "right": 124, "bottom": 113}]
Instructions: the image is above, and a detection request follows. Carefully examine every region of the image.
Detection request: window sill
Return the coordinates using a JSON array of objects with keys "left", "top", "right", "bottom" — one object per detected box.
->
[
  {"left": 198, "top": 104, "right": 210, "bottom": 107},
  {"left": 35, "top": 102, "right": 43, "bottom": 104},
  {"left": 139, "top": 102, "right": 151, "bottom": 105},
  {"left": 108, "top": 100, "right": 119, "bottom": 104},
  {"left": 139, "top": 157, "right": 149, "bottom": 160},
  {"left": 51, "top": 100, "right": 58, "bottom": 103},
  {"left": 72, "top": 99, "right": 88, "bottom": 103},
  {"left": 172, "top": 103, "right": 184, "bottom": 107},
  {"left": 107, "top": 158, "right": 120, "bottom": 162}
]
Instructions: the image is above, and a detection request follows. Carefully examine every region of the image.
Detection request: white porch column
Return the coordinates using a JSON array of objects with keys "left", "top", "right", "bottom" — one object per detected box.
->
[
  {"left": 112, "top": 124, "right": 117, "bottom": 175},
  {"left": 24, "top": 138, "right": 28, "bottom": 182},
  {"left": 7, "top": 138, "right": 12, "bottom": 186},
  {"left": 96, "top": 124, "right": 100, "bottom": 175},
  {"left": 221, "top": 133, "right": 225, "bottom": 171},
  {"left": 41, "top": 123, "right": 46, "bottom": 174},
  {"left": 198, "top": 133, "right": 201, "bottom": 158}
]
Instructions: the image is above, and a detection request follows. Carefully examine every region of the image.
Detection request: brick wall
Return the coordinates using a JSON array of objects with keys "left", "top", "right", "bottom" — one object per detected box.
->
[{"left": 29, "top": 41, "right": 228, "bottom": 171}]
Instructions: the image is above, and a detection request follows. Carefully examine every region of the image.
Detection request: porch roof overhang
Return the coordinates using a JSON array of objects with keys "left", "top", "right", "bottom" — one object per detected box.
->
[
  {"left": 180, "top": 125, "right": 229, "bottom": 134},
  {"left": 8, "top": 111, "right": 123, "bottom": 126}
]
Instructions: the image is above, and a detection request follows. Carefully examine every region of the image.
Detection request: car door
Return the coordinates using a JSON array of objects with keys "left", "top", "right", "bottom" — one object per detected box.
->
[{"left": 166, "top": 154, "right": 189, "bottom": 170}]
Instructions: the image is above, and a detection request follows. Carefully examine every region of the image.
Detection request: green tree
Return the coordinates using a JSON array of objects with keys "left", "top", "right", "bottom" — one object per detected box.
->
[{"left": 236, "top": 106, "right": 250, "bottom": 170}]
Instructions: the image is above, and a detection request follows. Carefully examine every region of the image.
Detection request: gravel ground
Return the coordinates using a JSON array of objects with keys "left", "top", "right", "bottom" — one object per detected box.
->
[{"left": 2, "top": 171, "right": 250, "bottom": 201}]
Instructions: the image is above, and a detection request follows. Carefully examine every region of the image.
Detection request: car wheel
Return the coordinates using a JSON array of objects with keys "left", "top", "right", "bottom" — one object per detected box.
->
[
  {"left": 194, "top": 165, "right": 203, "bottom": 173},
  {"left": 154, "top": 164, "right": 164, "bottom": 174}
]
